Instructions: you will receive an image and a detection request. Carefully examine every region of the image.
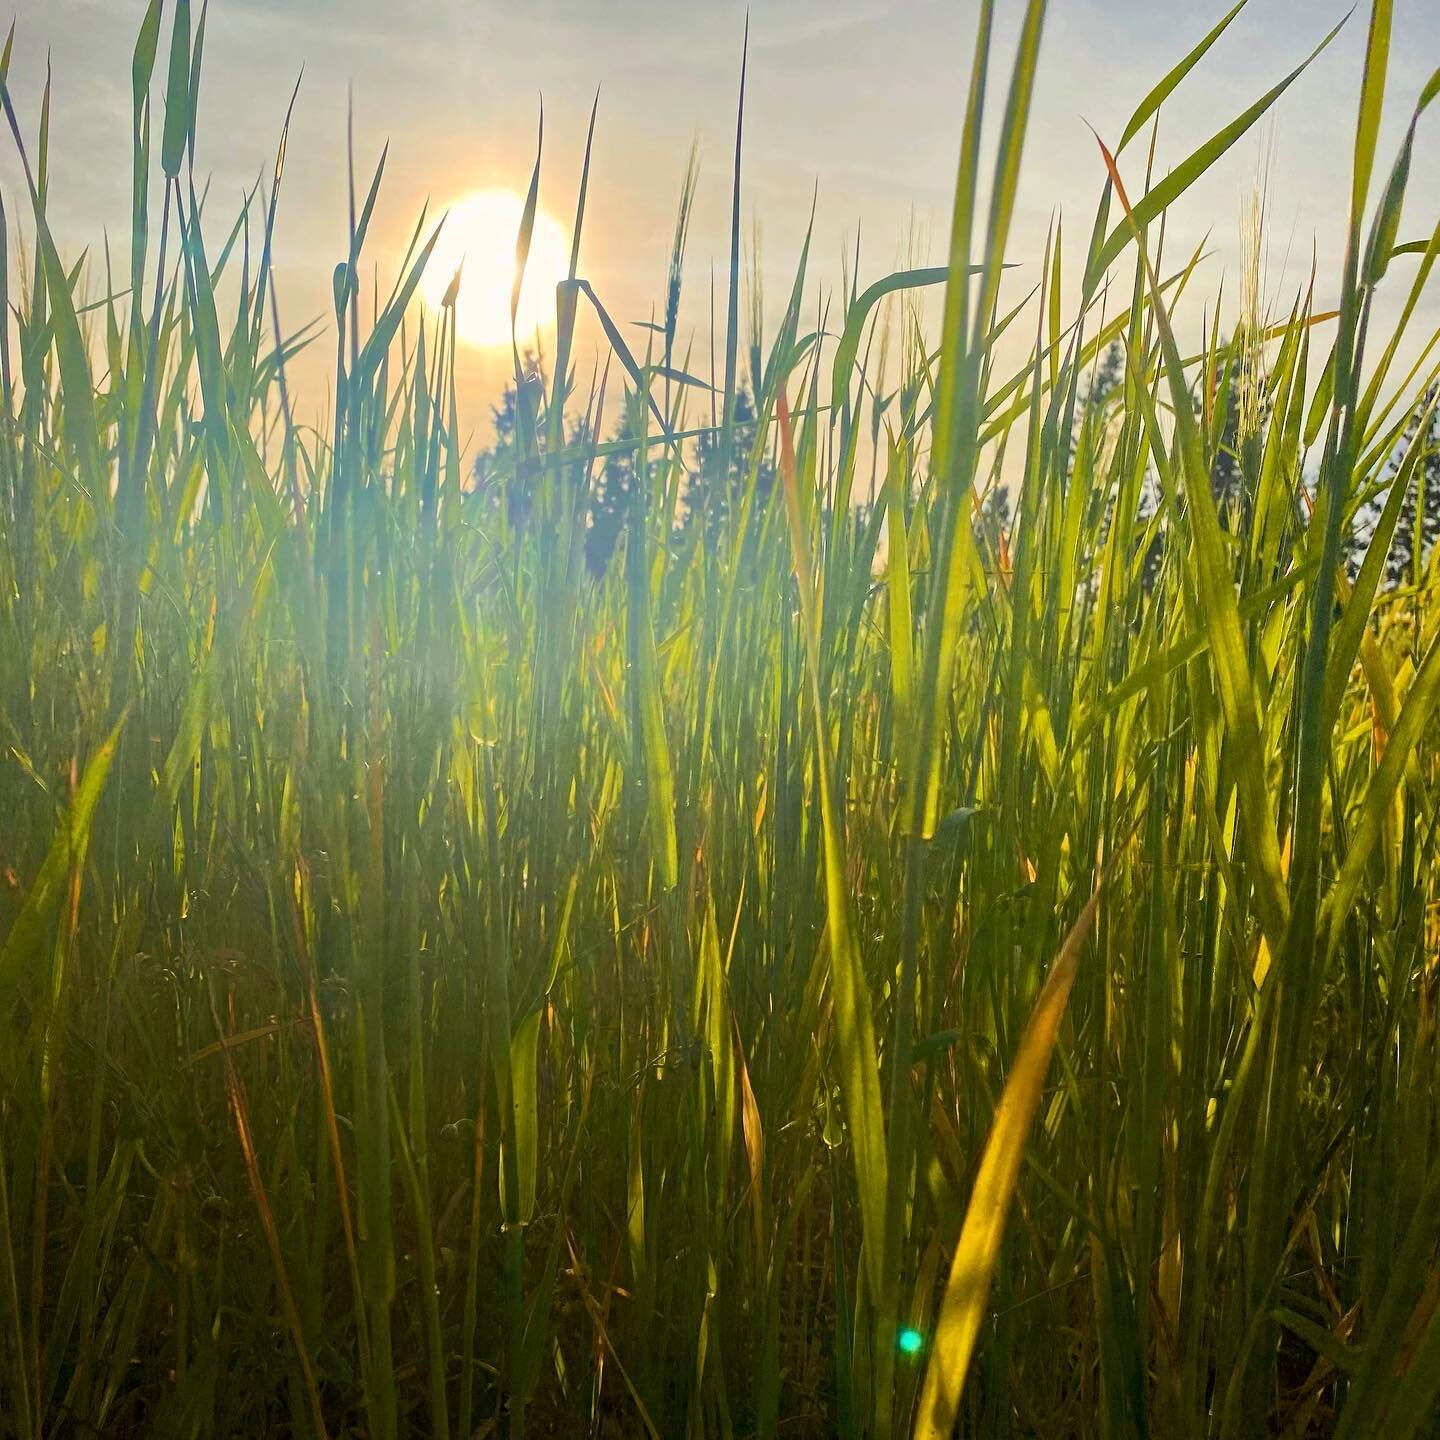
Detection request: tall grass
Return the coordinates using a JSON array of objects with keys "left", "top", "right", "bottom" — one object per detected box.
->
[{"left": 3, "top": 1, "right": 1440, "bottom": 1435}]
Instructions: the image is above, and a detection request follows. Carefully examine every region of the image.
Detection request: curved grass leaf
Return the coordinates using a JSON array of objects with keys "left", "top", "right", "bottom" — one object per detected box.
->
[
  {"left": 1086, "top": 14, "right": 1346, "bottom": 290},
  {"left": 0, "top": 719, "right": 124, "bottom": 1018},
  {"left": 912, "top": 888, "right": 1101, "bottom": 1439}
]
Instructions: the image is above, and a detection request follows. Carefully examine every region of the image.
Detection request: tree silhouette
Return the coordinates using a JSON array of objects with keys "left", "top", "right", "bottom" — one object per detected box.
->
[
  {"left": 680, "top": 388, "right": 775, "bottom": 547},
  {"left": 585, "top": 401, "right": 641, "bottom": 577},
  {"left": 470, "top": 350, "right": 546, "bottom": 528},
  {"left": 1353, "top": 387, "right": 1440, "bottom": 587},
  {"left": 469, "top": 371, "right": 784, "bottom": 579}
]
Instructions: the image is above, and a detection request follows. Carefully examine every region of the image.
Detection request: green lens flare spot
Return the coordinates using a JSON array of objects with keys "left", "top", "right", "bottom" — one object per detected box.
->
[{"left": 898, "top": 1327, "right": 924, "bottom": 1356}]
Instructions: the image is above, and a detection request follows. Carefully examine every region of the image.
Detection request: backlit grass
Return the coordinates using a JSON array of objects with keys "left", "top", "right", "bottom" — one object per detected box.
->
[{"left": 2, "top": 2, "right": 1440, "bottom": 1436}]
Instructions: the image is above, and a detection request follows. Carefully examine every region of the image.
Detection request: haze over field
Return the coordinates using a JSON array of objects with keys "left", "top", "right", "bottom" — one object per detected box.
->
[{"left": 6, "top": 0, "right": 1438, "bottom": 437}]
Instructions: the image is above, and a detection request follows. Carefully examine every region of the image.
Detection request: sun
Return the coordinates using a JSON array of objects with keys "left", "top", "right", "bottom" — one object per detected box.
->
[{"left": 421, "top": 188, "right": 570, "bottom": 350}]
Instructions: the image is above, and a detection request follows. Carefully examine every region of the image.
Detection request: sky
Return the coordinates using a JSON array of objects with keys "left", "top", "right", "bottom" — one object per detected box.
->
[{"left": 4, "top": 0, "right": 1439, "bottom": 451}]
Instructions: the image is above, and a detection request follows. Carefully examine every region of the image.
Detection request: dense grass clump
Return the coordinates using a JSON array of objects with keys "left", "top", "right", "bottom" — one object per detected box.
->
[{"left": 3, "top": 2, "right": 1440, "bottom": 1436}]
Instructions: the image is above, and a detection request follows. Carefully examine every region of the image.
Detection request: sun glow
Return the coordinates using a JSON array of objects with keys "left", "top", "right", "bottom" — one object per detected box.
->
[{"left": 421, "top": 188, "right": 570, "bottom": 350}]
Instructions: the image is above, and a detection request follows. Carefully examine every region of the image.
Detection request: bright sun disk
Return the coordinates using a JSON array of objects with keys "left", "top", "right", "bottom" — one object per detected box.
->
[{"left": 421, "top": 188, "right": 569, "bottom": 350}]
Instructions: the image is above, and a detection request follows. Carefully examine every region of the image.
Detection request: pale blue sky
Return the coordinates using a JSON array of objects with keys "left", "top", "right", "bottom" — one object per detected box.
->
[{"left": 5, "top": 0, "right": 1438, "bottom": 428}]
